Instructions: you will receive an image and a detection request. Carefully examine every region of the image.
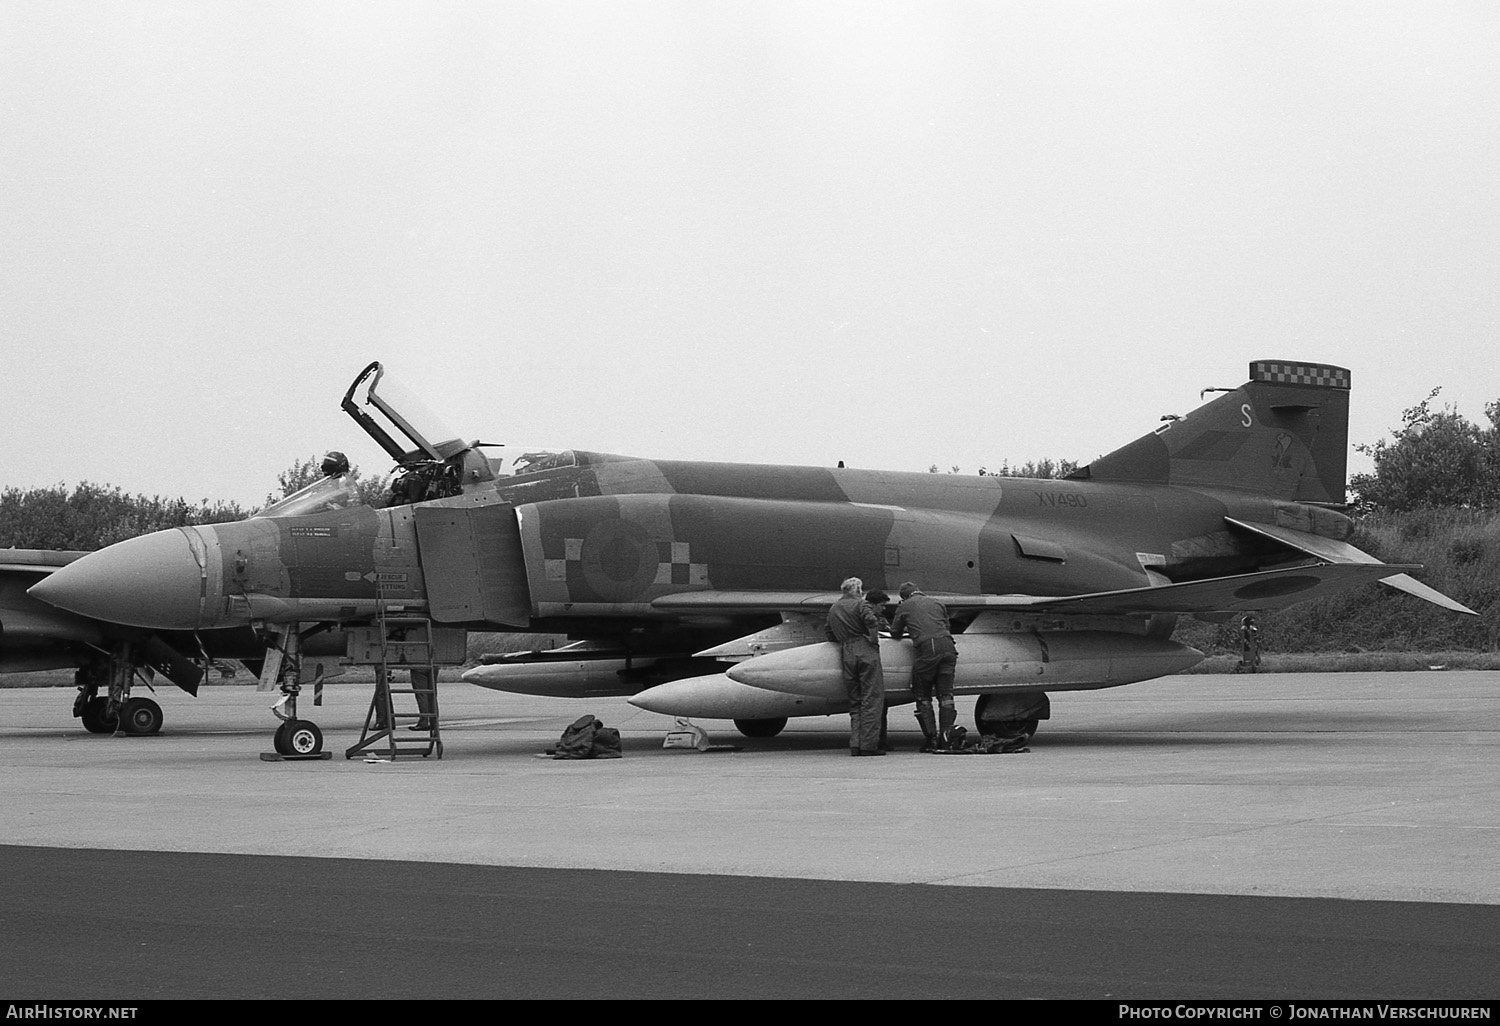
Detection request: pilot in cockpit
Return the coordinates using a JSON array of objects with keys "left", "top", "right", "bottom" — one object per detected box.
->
[{"left": 321, "top": 451, "right": 351, "bottom": 478}]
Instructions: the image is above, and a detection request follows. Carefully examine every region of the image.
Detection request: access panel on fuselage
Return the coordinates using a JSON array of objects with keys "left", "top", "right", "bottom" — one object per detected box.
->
[{"left": 413, "top": 503, "right": 532, "bottom": 627}]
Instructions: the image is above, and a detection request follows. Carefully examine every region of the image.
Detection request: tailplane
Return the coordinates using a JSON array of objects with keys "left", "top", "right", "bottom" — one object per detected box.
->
[{"left": 1074, "top": 361, "right": 1351, "bottom": 503}]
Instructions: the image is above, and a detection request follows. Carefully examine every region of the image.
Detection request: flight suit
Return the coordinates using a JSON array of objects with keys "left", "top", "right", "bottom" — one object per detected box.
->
[
  {"left": 891, "top": 592, "right": 957, "bottom": 748},
  {"left": 825, "top": 595, "right": 885, "bottom": 754}
]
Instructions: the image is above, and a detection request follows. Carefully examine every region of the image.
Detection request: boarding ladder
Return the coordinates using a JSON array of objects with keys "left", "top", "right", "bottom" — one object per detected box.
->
[{"left": 344, "top": 610, "right": 444, "bottom": 760}]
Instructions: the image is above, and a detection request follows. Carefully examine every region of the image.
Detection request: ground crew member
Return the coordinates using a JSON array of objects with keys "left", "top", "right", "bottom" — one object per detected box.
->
[
  {"left": 410, "top": 664, "right": 439, "bottom": 733},
  {"left": 866, "top": 588, "right": 893, "bottom": 751},
  {"left": 1237, "top": 614, "right": 1262, "bottom": 673},
  {"left": 825, "top": 577, "right": 886, "bottom": 756},
  {"left": 891, "top": 581, "right": 958, "bottom": 752}
]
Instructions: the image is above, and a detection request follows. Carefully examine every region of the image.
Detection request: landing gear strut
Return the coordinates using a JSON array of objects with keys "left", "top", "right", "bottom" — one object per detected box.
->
[{"left": 263, "top": 626, "right": 327, "bottom": 758}]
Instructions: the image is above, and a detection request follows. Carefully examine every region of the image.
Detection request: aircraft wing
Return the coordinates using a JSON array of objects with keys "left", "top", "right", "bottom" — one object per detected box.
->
[
  {"left": 652, "top": 561, "right": 1425, "bottom": 618},
  {"left": 1225, "top": 518, "right": 1478, "bottom": 615},
  {"left": 0, "top": 552, "right": 108, "bottom": 673},
  {"left": 963, "top": 562, "right": 1422, "bottom": 615},
  {"left": 3, "top": 549, "right": 225, "bottom": 691},
  {"left": 652, "top": 591, "right": 846, "bottom": 613},
  {"left": 0, "top": 550, "right": 90, "bottom": 575}
]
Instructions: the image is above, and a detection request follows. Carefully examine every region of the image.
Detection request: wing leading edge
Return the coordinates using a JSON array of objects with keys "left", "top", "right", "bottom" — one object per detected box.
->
[{"left": 652, "top": 563, "right": 1410, "bottom": 617}]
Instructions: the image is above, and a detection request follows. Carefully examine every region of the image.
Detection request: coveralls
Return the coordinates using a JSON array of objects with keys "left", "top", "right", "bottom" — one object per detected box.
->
[
  {"left": 891, "top": 592, "right": 958, "bottom": 747},
  {"left": 1238, "top": 616, "right": 1262, "bottom": 673},
  {"left": 825, "top": 595, "right": 886, "bottom": 754}
]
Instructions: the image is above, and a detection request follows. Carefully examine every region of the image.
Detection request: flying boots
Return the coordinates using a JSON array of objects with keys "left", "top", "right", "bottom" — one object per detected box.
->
[
  {"left": 914, "top": 703, "right": 938, "bottom": 753},
  {"left": 938, "top": 701, "right": 961, "bottom": 751}
]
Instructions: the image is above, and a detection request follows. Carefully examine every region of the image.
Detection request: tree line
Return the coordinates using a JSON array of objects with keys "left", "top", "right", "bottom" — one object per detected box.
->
[
  {"left": 0, "top": 456, "right": 388, "bottom": 551},
  {"left": 1349, "top": 389, "right": 1500, "bottom": 512}
]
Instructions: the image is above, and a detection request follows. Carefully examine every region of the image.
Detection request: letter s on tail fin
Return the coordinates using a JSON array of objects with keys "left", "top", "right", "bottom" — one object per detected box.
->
[{"left": 1072, "top": 360, "right": 1351, "bottom": 504}]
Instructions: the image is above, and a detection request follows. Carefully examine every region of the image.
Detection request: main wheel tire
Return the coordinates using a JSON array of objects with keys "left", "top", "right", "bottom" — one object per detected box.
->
[
  {"left": 118, "top": 697, "right": 163, "bottom": 736},
  {"left": 974, "top": 695, "right": 1041, "bottom": 739},
  {"left": 734, "top": 717, "right": 788, "bottom": 738},
  {"left": 80, "top": 697, "right": 118, "bottom": 735}
]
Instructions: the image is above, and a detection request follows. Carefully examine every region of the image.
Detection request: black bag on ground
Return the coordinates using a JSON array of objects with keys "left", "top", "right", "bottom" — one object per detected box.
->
[
  {"left": 552, "top": 715, "right": 624, "bottom": 760},
  {"left": 553, "top": 715, "right": 600, "bottom": 759},
  {"left": 591, "top": 725, "right": 623, "bottom": 759}
]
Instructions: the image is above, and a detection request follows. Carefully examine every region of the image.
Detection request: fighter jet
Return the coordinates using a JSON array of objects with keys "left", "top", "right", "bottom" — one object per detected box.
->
[
  {"left": 0, "top": 549, "right": 282, "bottom": 734},
  {"left": 28, "top": 360, "right": 1474, "bottom": 754}
]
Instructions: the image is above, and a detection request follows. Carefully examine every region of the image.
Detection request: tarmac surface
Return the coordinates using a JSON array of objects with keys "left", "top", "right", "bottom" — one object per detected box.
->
[{"left": 2, "top": 671, "right": 1498, "bottom": 999}]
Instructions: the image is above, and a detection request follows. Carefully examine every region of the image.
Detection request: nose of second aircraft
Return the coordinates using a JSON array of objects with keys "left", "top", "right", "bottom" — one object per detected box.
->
[{"left": 28, "top": 527, "right": 212, "bottom": 630}]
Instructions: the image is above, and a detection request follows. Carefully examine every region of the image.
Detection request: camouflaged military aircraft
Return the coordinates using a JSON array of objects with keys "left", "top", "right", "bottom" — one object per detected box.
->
[
  {"left": 0, "top": 548, "right": 214, "bottom": 734},
  {"left": 0, "top": 549, "right": 345, "bottom": 736},
  {"left": 28, "top": 359, "right": 1475, "bottom": 754}
]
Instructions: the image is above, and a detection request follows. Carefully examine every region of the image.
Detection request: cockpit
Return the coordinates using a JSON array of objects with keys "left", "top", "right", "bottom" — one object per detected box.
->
[
  {"left": 340, "top": 361, "right": 497, "bottom": 509},
  {"left": 254, "top": 363, "right": 584, "bottom": 519},
  {"left": 256, "top": 473, "right": 362, "bottom": 518},
  {"left": 508, "top": 450, "right": 578, "bottom": 475},
  {"left": 342, "top": 362, "right": 471, "bottom": 465}
]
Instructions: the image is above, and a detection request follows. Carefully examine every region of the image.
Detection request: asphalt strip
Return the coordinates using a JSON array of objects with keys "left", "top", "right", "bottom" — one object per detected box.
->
[{"left": 2, "top": 844, "right": 1496, "bottom": 1000}]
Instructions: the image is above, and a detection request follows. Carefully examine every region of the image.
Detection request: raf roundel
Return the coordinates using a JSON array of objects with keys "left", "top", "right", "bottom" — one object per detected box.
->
[{"left": 580, "top": 519, "right": 659, "bottom": 602}]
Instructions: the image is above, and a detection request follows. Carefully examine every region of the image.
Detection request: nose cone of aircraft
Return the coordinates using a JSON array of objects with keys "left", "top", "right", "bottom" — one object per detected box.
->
[{"left": 28, "top": 528, "right": 208, "bottom": 630}]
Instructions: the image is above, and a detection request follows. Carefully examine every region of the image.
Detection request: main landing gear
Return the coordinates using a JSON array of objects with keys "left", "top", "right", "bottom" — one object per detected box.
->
[
  {"left": 72, "top": 646, "right": 164, "bottom": 737},
  {"left": 734, "top": 717, "right": 787, "bottom": 738},
  {"left": 78, "top": 695, "right": 117, "bottom": 734},
  {"left": 118, "top": 696, "right": 164, "bottom": 735},
  {"left": 974, "top": 692, "right": 1049, "bottom": 741}
]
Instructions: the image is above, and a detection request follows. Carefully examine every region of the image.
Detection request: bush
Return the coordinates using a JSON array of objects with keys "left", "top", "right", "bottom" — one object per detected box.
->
[
  {"left": 0, "top": 483, "right": 249, "bottom": 551},
  {"left": 1173, "top": 508, "right": 1499, "bottom": 655}
]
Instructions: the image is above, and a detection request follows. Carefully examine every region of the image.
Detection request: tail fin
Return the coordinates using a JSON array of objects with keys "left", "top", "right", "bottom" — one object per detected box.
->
[{"left": 1075, "top": 361, "right": 1351, "bottom": 504}]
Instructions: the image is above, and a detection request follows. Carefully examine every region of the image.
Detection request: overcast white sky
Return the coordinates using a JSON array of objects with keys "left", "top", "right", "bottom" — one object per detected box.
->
[{"left": 3, "top": 1, "right": 1497, "bottom": 508}]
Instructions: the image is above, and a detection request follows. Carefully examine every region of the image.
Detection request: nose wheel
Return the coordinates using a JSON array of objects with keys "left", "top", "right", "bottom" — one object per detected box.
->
[
  {"left": 258, "top": 626, "right": 332, "bottom": 760},
  {"left": 273, "top": 719, "right": 324, "bottom": 756}
]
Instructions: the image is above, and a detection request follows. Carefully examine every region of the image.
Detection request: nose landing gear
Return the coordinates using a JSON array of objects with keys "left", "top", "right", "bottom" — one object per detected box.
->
[
  {"left": 273, "top": 717, "right": 325, "bottom": 756},
  {"left": 259, "top": 626, "right": 333, "bottom": 762}
]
